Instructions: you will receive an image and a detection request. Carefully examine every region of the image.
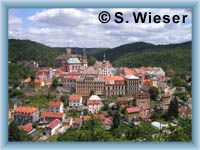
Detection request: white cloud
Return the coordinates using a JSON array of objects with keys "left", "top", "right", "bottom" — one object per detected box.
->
[{"left": 9, "top": 8, "right": 192, "bottom": 48}]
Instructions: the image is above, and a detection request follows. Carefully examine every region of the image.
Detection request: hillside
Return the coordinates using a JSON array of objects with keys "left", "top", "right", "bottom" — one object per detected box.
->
[
  {"left": 9, "top": 39, "right": 61, "bottom": 67},
  {"left": 56, "top": 47, "right": 108, "bottom": 56},
  {"left": 94, "top": 41, "right": 192, "bottom": 74}
]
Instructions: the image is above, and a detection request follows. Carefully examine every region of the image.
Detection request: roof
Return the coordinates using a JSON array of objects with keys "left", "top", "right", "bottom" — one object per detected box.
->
[
  {"left": 69, "top": 94, "right": 81, "bottom": 101},
  {"left": 22, "top": 123, "right": 33, "bottom": 133},
  {"left": 88, "top": 95, "right": 101, "bottom": 101},
  {"left": 48, "top": 119, "right": 61, "bottom": 129},
  {"left": 83, "top": 116, "right": 91, "bottom": 121},
  {"left": 37, "top": 68, "right": 51, "bottom": 74},
  {"left": 143, "top": 79, "right": 151, "bottom": 86},
  {"left": 162, "top": 93, "right": 171, "bottom": 98},
  {"left": 139, "top": 103, "right": 150, "bottom": 110},
  {"left": 63, "top": 75, "right": 77, "bottom": 80},
  {"left": 134, "top": 92, "right": 150, "bottom": 99},
  {"left": 125, "top": 74, "right": 139, "bottom": 80},
  {"left": 41, "top": 111, "right": 63, "bottom": 118},
  {"left": 73, "top": 118, "right": 82, "bottom": 124},
  {"left": 23, "top": 77, "right": 32, "bottom": 84},
  {"left": 103, "top": 118, "right": 111, "bottom": 125},
  {"left": 94, "top": 114, "right": 106, "bottom": 121},
  {"left": 67, "top": 58, "right": 81, "bottom": 64},
  {"left": 126, "top": 107, "right": 140, "bottom": 113},
  {"left": 14, "top": 106, "right": 38, "bottom": 115},
  {"left": 49, "top": 101, "right": 62, "bottom": 107},
  {"left": 106, "top": 76, "right": 124, "bottom": 85},
  {"left": 67, "top": 72, "right": 81, "bottom": 76},
  {"left": 87, "top": 100, "right": 102, "bottom": 105}
]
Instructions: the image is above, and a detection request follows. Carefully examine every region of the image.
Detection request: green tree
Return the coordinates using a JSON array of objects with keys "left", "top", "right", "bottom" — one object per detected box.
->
[
  {"left": 9, "top": 122, "right": 32, "bottom": 141},
  {"left": 149, "top": 86, "right": 159, "bottom": 100},
  {"left": 88, "top": 56, "right": 97, "bottom": 66},
  {"left": 51, "top": 78, "right": 58, "bottom": 90},
  {"left": 167, "top": 97, "right": 179, "bottom": 119}
]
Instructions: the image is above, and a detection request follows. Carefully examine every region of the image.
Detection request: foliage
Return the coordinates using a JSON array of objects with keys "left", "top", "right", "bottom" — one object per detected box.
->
[
  {"left": 9, "top": 122, "right": 32, "bottom": 141},
  {"left": 9, "top": 39, "right": 61, "bottom": 67},
  {"left": 88, "top": 56, "right": 97, "bottom": 66},
  {"left": 149, "top": 86, "right": 159, "bottom": 100},
  {"left": 50, "top": 78, "right": 58, "bottom": 90},
  {"left": 57, "top": 117, "right": 112, "bottom": 141},
  {"left": 167, "top": 97, "right": 179, "bottom": 119}
]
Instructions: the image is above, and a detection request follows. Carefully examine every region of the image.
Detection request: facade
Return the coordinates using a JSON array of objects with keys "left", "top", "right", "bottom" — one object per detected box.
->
[
  {"left": 139, "top": 103, "right": 151, "bottom": 120},
  {"left": 162, "top": 93, "right": 172, "bottom": 112},
  {"left": 69, "top": 94, "right": 83, "bottom": 107},
  {"left": 105, "top": 76, "right": 126, "bottom": 96},
  {"left": 72, "top": 118, "right": 83, "bottom": 128},
  {"left": 36, "top": 68, "right": 53, "bottom": 81},
  {"left": 125, "top": 107, "right": 140, "bottom": 122},
  {"left": 49, "top": 101, "right": 64, "bottom": 113},
  {"left": 124, "top": 74, "right": 140, "bottom": 95},
  {"left": 64, "top": 58, "right": 82, "bottom": 72},
  {"left": 87, "top": 95, "right": 103, "bottom": 114},
  {"left": 76, "top": 75, "right": 105, "bottom": 96},
  {"left": 40, "top": 111, "right": 65, "bottom": 123},
  {"left": 45, "top": 119, "right": 62, "bottom": 136},
  {"left": 14, "top": 106, "right": 39, "bottom": 124},
  {"left": 62, "top": 72, "right": 80, "bottom": 92},
  {"left": 134, "top": 92, "right": 150, "bottom": 106}
]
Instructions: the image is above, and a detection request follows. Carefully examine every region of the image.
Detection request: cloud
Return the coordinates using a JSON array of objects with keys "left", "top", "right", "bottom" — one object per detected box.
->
[{"left": 9, "top": 8, "right": 192, "bottom": 48}]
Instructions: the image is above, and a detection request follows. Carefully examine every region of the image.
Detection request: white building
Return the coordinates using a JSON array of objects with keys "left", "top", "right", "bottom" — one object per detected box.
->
[
  {"left": 87, "top": 95, "right": 103, "bottom": 114},
  {"left": 45, "top": 119, "right": 62, "bottom": 136},
  {"left": 49, "top": 101, "right": 64, "bottom": 113},
  {"left": 69, "top": 94, "right": 83, "bottom": 107}
]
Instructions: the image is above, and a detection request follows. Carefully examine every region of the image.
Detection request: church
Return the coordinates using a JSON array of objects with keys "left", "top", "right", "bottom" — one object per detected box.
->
[{"left": 55, "top": 47, "right": 88, "bottom": 72}]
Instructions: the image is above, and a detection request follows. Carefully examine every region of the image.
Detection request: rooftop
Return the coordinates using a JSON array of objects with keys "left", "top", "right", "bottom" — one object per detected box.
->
[
  {"left": 126, "top": 107, "right": 140, "bottom": 113},
  {"left": 69, "top": 94, "right": 81, "bottom": 101},
  {"left": 88, "top": 95, "right": 101, "bottom": 101},
  {"left": 41, "top": 111, "right": 63, "bottom": 118},
  {"left": 48, "top": 119, "right": 61, "bottom": 129},
  {"left": 67, "top": 58, "right": 81, "bottom": 64},
  {"left": 49, "top": 101, "right": 62, "bottom": 107}
]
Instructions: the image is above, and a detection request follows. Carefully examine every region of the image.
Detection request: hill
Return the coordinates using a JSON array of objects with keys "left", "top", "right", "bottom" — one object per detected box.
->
[
  {"left": 9, "top": 39, "right": 61, "bottom": 67},
  {"left": 94, "top": 41, "right": 192, "bottom": 74}
]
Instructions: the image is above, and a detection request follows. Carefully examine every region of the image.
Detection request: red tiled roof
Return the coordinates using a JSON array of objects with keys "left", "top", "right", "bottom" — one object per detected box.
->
[
  {"left": 126, "top": 107, "right": 140, "bottom": 113},
  {"left": 23, "top": 77, "right": 31, "bottom": 84},
  {"left": 48, "top": 119, "right": 61, "bottom": 129},
  {"left": 63, "top": 75, "right": 77, "bottom": 80},
  {"left": 41, "top": 111, "right": 63, "bottom": 118},
  {"left": 73, "top": 118, "right": 82, "bottom": 124},
  {"left": 143, "top": 79, "right": 151, "bottom": 86},
  {"left": 69, "top": 94, "right": 81, "bottom": 101},
  {"left": 162, "top": 93, "right": 171, "bottom": 98},
  {"left": 15, "top": 106, "right": 38, "bottom": 116},
  {"left": 83, "top": 116, "right": 91, "bottom": 121},
  {"left": 139, "top": 103, "right": 150, "bottom": 110},
  {"left": 49, "top": 101, "right": 62, "bottom": 107},
  {"left": 22, "top": 123, "right": 33, "bottom": 132},
  {"left": 103, "top": 118, "right": 111, "bottom": 125},
  {"left": 94, "top": 114, "right": 105, "bottom": 121},
  {"left": 37, "top": 68, "right": 50, "bottom": 73},
  {"left": 87, "top": 100, "right": 101, "bottom": 105},
  {"left": 68, "top": 72, "right": 81, "bottom": 76}
]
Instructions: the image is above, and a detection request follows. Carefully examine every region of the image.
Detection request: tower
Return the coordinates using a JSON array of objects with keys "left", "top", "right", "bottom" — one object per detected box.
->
[
  {"left": 103, "top": 53, "right": 106, "bottom": 64},
  {"left": 82, "top": 48, "right": 88, "bottom": 67},
  {"left": 66, "top": 47, "right": 71, "bottom": 58}
]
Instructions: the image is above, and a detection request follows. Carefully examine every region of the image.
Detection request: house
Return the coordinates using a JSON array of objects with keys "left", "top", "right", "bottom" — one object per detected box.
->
[
  {"left": 94, "top": 114, "right": 112, "bottom": 130},
  {"left": 87, "top": 95, "right": 103, "bottom": 114},
  {"left": 125, "top": 107, "right": 140, "bottom": 123},
  {"left": 162, "top": 93, "right": 172, "bottom": 112},
  {"left": 139, "top": 103, "right": 151, "bottom": 120},
  {"left": 82, "top": 115, "right": 91, "bottom": 122},
  {"left": 49, "top": 101, "right": 64, "bottom": 113},
  {"left": 21, "top": 123, "right": 35, "bottom": 135},
  {"left": 105, "top": 76, "right": 126, "bottom": 96},
  {"left": 45, "top": 119, "right": 62, "bottom": 136},
  {"left": 69, "top": 94, "right": 83, "bottom": 107},
  {"left": 124, "top": 74, "right": 140, "bottom": 95},
  {"left": 72, "top": 118, "right": 82, "bottom": 128},
  {"left": 134, "top": 92, "right": 150, "bottom": 106},
  {"left": 40, "top": 111, "right": 65, "bottom": 123},
  {"left": 14, "top": 106, "right": 39, "bottom": 124},
  {"left": 35, "top": 68, "right": 53, "bottom": 81},
  {"left": 179, "top": 107, "right": 191, "bottom": 117}
]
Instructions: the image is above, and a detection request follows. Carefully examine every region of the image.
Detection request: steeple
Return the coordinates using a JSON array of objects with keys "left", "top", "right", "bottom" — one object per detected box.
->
[
  {"left": 103, "top": 53, "right": 106, "bottom": 64},
  {"left": 66, "top": 47, "right": 71, "bottom": 58},
  {"left": 83, "top": 48, "right": 86, "bottom": 57}
]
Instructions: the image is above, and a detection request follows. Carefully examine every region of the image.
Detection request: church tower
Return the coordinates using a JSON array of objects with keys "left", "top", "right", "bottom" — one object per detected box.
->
[
  {"left": 103, "top": 53, "right": 106, "bottom": 64},
  {"left": 66, "top": 47, "right": 71, "bottom": 58},
  {"left": 82, "top": 48, "right": 88, "bottom": 67}
]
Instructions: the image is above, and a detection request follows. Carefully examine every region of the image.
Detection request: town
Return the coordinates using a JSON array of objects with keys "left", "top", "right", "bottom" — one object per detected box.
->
[{"left": 8, "top": 47, "right": 192, "bottom": 141}]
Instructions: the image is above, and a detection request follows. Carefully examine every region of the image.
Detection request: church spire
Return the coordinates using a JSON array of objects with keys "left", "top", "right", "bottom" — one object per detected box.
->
[{"left": 103, "top": 53, "right": 106, "bottom": 64}]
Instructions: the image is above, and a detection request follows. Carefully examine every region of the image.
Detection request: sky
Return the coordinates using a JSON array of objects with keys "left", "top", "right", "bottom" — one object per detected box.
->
[{"left": 9, "top": 8, "right": 192, "bottom": 48}]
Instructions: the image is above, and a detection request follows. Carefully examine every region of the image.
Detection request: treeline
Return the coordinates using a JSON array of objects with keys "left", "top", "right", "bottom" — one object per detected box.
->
[{"left": 9, "top": 39, "right": 61, "bottom": 67}]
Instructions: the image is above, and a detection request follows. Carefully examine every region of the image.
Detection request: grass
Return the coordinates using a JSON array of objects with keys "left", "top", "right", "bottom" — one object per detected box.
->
[{"left": 23, "top": 94, "right": 52, "bottom": 109}]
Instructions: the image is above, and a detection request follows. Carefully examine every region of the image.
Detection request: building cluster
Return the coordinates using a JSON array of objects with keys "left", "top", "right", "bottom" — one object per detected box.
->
[{"left": 11, "top": 47, "right": 191, "bottom": 140}]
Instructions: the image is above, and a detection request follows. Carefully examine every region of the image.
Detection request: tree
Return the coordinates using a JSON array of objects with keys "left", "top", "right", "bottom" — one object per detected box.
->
[
  {"left": 51, "top": 78, "right": 58, "bottom": 90},
  {"left": 112, "top": 106, "right": 121, "bottom": 129},
  {"left": 88, "top": 56, "right": 97, "bottom": 66},
  {"left": 149, "top": 86, "right": 159, "bottom": 100},
  {"left": 167, "top": 97, "right": 179, "bottom": 119},
  {"left": 9, "top": 122, "right": 31, "bottom": 141}
]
